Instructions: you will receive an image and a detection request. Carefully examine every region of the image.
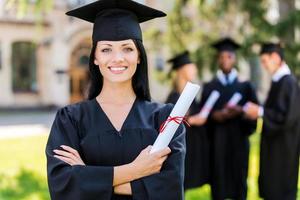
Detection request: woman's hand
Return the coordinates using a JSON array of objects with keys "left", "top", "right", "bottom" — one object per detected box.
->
[
  {"left": 225, "top": 105, "right": 243, "bottom": 118},
  {"left": 131, "top": 145, "right": 171, "bottom": 179},
  {"left": 188, "top": 115, "right": 207, "bottom": 126},
  {"left": 53, "top": 145, "right": 85, "bottom": 166},
  {"left": 211, "top": 109, "right": 228, "bottom": 122},
  {"left": 114, "top": 183, "right": 132, "bottom": 195}
]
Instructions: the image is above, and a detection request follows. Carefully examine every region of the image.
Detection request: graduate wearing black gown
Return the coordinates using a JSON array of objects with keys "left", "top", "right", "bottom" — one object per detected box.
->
[
  {"left": 203, "top": 38, "right": 258, "bottom": 200},
  {"left": 46, "top": 1, "right": 186, "bottom": 199},
  {"left": 47, "top": 99, "right": 185, "bottom": 200},
  {"left": 165, "top": 51, "right": 210, "bottom": 190},
  {"left": 244, "top": 43, "right": 300, "bottom": 200}
]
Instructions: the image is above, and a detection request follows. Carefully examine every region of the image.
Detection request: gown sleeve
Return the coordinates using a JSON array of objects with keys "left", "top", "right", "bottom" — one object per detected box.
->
[
  {"left": 130, "top": 104, "right": 186, "bottom": 200},
  {"left": 240, "top": 82, "right": 259, "bottom": 136},
  {"left": 46, "top": 106, "right": 114, "bottom": 200},
  {"left": 263, "top": 78, "right": 300, "bottom": 136}
]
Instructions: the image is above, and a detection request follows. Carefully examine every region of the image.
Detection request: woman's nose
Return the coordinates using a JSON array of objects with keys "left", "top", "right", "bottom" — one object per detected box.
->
[{"left": 112, "top": 52, "right": 125, "bottom": 63}]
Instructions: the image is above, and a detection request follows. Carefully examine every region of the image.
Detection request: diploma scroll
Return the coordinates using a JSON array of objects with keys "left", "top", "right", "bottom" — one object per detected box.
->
[
  {"left": 227, "top": 92, "right": 242, "bottom": 107},
  {"left": 198, "top": 90, "right": 220, "bottom": 118},
  {"left": 150, "top": 82, "right": 200, "bottom": 153}
]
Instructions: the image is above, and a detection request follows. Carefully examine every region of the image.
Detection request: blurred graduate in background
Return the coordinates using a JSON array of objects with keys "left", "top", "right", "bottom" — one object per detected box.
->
[
  {"left": 200, "top": 38, "right": 258, "bottom": 200},
  {"left": 244, "top": 43, "right": 300, "bottom": 200},
  {"left": 166, "top": 51, "right": 210, "bottom": 190}
]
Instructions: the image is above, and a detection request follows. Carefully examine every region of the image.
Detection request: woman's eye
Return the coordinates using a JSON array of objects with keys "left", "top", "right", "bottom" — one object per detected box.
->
[
  {"left": 124, "top": 47, "right": 134, "bottom": 52},
  {"left": 101, "top": 48, "right": 111, "bottom": 53}
]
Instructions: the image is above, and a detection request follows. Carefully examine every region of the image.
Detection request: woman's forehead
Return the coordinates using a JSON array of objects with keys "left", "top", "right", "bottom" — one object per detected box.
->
[{"left": 97, "top": 40, "right": 134, "bottom": 46}]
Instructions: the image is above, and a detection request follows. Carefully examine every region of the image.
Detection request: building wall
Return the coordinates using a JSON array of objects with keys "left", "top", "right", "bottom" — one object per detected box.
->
[
  {"left": 0, "top": 0, "right": 272, "bottom": 108},
  {"left": 0, "top": 0, "right": 174, "bottom": 108}
]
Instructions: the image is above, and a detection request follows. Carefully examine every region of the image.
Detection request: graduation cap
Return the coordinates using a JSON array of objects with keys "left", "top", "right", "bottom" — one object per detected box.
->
[
  {"left": 212, "top": 37, "right": 241, "bottom": 52},
  {"left": 66, "top": 0, "right": 166, "bottom": 43},
  {"left": 260, "top": 42, "right": 284, "bottom": 59},
  {"left": 168, "top": 51, "right": 192, "bottom": 71}
]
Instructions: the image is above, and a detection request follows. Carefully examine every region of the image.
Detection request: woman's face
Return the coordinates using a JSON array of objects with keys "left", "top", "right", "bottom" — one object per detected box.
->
[
  {"left": 94, "top": 39, "right": 140, "bottom": 84},
  {"left": 179, "top": 63, "right": 198, "bottom": 82}
]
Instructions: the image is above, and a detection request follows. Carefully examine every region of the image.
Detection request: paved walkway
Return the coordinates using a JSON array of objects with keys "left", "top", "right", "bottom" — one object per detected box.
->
[{"left": 0, "top": 111, "right": 57, "bottom": 139}]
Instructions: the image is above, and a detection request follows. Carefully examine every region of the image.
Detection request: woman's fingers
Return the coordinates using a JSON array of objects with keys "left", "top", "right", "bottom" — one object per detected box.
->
[
  {"left": 158, "top": 156, "right": 168, "bottom": 166},
  {"left": 155, "top": 147, "right": 171, "bottom": 158},
  {"left": 142, "top": 145, "right": 152, "bottom": 153},
  {"left": 54, "top": 155, "right": 74, "bottom": 165},
  {"left": 61, "top": 145, "right": 81, "bottom": 158},
  {"left": 53, "top": 149, "right": 76, "bottom": 159},
  {"left": 53, "top": 147, "right": 85, "bottom": 166}
]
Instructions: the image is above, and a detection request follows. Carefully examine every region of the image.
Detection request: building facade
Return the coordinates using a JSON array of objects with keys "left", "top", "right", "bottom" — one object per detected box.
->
[{"left": 0, "top": 0, "right": 173, "bottom": 108}]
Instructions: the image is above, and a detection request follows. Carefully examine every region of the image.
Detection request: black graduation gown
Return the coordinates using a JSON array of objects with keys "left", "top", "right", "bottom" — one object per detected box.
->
[
  {"left": 46, "top": 98, "right": 186, "bottom": 200},
  {"left": 202, "top": 78, "right": 258, "bottom": 200},
  {"left": 166, "top": 90, "right": 210, "bottom": 190},
  {"left": 259, "top": 75, "right": 300, "bottom": 200}
]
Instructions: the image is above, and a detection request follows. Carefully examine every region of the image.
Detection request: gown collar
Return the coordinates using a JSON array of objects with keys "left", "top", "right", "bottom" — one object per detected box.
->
[
  {"left": 93, "top": 97, "right": 138, "bottom": 133},
  {"left": 272, "top": 63, "right": 291, "bottom": 82},
  {"left": 217, "top": 68, "right": 238, "bottom": 86}
]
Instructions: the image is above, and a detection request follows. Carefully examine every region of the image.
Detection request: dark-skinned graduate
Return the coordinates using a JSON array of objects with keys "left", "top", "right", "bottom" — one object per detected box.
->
[
  {"left": 165, "top": 51, "right": 210, "bottom": 191},
  {"left": 45, "top": 0, "right": 186, "bottom": 199},
  {"left": 244, "top": 43, "right": 300, "bottom": 200},
  {"left": 200, "top": 38, "right": 258, "bottom": 200}
]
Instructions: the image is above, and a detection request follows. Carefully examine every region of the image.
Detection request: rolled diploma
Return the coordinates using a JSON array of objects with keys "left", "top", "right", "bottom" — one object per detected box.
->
[
  {"left": 198, "top": 90, "right": 220, "bottom": 118},
  {"left": 227, "top": 92, "right": 242, "bottom": 107},
  {"left": 150, "top": 82, "right": 200, "bottom": 153}
]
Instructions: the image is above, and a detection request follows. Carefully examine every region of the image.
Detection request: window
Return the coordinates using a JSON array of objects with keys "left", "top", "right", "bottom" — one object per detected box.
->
[{"left": 12, "top": 42, "right": 37, "bottom": 93}]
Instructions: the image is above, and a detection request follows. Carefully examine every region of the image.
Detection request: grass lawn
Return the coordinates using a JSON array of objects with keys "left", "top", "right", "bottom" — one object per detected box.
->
[{"left": 0, "top": 132, "right": 299, "bottom": 200}]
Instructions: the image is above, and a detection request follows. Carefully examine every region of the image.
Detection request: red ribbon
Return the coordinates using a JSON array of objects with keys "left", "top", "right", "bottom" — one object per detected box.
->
[{"left": 159, "top": 116, "right": 190, "bottom": 133}]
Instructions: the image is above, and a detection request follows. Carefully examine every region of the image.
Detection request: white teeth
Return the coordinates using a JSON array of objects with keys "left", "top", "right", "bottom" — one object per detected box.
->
[{"left": 109, "top": 67, "right": 127, "bottom": 71}]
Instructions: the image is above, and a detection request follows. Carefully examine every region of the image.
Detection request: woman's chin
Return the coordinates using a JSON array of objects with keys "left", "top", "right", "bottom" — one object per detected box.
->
[{"left": 105, "top": 77, "right": 132, "bottom": 84}]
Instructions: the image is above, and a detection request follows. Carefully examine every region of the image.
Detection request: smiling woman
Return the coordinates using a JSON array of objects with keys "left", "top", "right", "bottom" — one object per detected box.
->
[
  {"left": 93, "top": 40, "right": 140, "bottom": 92},
  {"left": 45, "top": 0, "right": 186, "bottom": 200}
]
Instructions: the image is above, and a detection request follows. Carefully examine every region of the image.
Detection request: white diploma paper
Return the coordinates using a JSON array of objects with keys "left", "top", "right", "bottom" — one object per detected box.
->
[
  {"left": 227, "top": 92, "right": 242, "bottom": 107},
  {"left": 198, "top": 90, "right": 220, "bottom": 118},
  {"left": 150, "top": 82, "right": 200, "bottom": 153}
]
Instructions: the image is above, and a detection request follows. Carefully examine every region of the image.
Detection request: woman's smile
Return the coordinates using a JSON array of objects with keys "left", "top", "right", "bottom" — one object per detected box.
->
[{"left": 108, "top": 66, "right": 128, "bottom": 74}]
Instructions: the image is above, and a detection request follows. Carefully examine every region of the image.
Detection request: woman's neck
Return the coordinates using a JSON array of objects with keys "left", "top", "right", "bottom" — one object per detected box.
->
[
  {"left": 175, "top": 75, "right": 187, "bottom": 93},
  {"left": 97, "top": 80, "right": 136, "bottom": 104}
]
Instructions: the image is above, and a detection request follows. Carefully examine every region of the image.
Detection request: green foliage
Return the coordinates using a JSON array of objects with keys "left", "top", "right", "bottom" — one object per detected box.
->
[
  {"left": 0, "top": 169, "right": 50, "bottom": 200},
  {"left": 4, "top": 0, "right": 53, "bottom": 21},
  {"left": 164, "top": 0, "right": 300, "bottom": 78},
  {"left": 0, "top": 130, "right": 299, "bottom": 199},
  {"left": 0, "top": 135, "right": 50, "bottom": 200}
]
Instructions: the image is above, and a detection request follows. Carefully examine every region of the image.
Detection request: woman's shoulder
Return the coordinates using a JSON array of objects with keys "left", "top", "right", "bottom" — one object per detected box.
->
[{"left": 55, "top": 99, "right": 93, "bottom": 121}]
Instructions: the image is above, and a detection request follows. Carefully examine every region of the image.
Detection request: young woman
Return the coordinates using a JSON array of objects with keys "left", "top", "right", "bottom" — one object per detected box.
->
[
  {"left": 166, "top": 51, "right": 210, "bottom": 190},
  {"left": 46, "top": 1, "right": 186, "bottom": 200}
]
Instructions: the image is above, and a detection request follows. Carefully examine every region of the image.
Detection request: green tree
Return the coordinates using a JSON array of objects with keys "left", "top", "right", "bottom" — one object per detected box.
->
[
  {"left": 4, "top": 0, "right": 53, "bottom": 20},
  {"left": 164, "top": 0, "right": 300, "bottom": 78}
]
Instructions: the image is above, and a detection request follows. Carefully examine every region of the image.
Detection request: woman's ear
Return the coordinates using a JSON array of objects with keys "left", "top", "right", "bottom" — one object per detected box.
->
[
  {"left": 137, "top": 57, "right": 141, "bottom": 64},
  {"left": 94, "top": 59, "right": 99, "bottom": 66}
]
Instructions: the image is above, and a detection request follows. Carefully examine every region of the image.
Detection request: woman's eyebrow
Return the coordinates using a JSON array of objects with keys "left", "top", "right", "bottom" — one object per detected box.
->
[
  {"left": 121, "top": 43, "right": 133, "bottom": 46},
  {"left": 99, "top": 43, "right": 113, "bottom": 47}
]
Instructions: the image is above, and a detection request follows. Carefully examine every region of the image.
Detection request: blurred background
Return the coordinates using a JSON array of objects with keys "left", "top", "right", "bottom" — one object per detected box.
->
[{"left": 0, "top": 0, "right": 299, "bottom": 199}]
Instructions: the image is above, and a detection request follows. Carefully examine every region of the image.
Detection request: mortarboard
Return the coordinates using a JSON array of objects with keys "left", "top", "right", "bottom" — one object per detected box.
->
[
  {"left": 168, "top": 51, "right": 192, "bottom": 71},
  {"left": 260, "top": 42, "right": 283, "bottom": 55},
  {"left": 66, "top": 0, "right": 166, "bottom": 43},
  {"left": 212, "top": 37, "right": 241, "bottom": 52}
]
